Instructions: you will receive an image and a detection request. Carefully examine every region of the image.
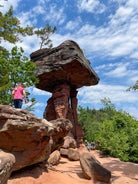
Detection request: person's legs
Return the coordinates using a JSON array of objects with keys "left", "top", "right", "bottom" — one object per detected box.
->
[
  {"left": 18, "top": 99, "right": 22, "bottom": 108},
  {"left": 14, "top": 99, "right": 22, "bottom": 108},
  {"left": 14, "top": 99, "right": 18, "bottom": 108}
]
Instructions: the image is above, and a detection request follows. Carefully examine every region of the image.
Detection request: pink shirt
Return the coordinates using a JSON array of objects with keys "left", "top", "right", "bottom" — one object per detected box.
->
[{"left": 13, "top": 86, "right": 24, "bottom": 100}]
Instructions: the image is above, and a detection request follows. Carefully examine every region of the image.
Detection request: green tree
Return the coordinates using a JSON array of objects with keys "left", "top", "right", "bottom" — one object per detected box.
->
[
  {"left": 78, "top": 106, "right": 101, "bottom": 141},
  {"left": 0, "top": 46, "right": 38, "bottom": 105},
  {"left": 78, "top": 100, "right": 138, "bottom": 163},
  {"left": 35, "top": 24, "right": 56, "bottom": 49},
  {"left": 0, "top": 6, "right": 34, "bottom": 44},
  {"left": 25, "top": 96, "right": 37, "bottom": 112},
  {"left": 0, "top": 49, "right": 11, "bottom": 104},
  {"left": 127, "top": 80, "right": 138, "bottom": 91},
  {"left": 0, "top": 6, "right": 56, "bottom": 48},
  {"left": 0, "top": 5, "right": 56, "bottom": 110},
  {"left": 101, "top": 97, "right": 115, "bottom": 110}
]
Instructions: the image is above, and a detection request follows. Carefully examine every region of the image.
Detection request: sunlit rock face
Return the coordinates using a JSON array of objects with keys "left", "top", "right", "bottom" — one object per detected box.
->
[
  {"left": 30, "top": 40, "right": 99, "bottom": 92},
  {"left": 0, "top": 105, "right": 72, "bottom": 171},
  {"left": 30, "top": 40, "right": 99, "bottom": 145},
  {"left": 0, "top": 150, "right": 15, "bottom": 184}
]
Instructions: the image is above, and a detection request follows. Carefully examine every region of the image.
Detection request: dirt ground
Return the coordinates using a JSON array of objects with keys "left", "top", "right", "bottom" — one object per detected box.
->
[{"left": 8, "top": 150, "right": 138, "bottom": 184}]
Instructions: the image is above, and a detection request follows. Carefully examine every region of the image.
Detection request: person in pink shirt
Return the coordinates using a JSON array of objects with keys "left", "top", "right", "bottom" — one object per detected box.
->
[{"left": 12, "top": 82, "right": 26, "bottom": 108}]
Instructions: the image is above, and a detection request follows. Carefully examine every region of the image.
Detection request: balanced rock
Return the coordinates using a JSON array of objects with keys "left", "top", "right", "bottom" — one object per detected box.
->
[
  {"left": 30, "top": 40, "right": 99, "bottom": 92},
  {"left": 30, "top": 40, "right": 99, "bottom": 144}
]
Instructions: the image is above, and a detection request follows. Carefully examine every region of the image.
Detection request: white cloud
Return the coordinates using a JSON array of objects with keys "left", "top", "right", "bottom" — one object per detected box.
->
[
  {"left": 0, "top": 0, "right": 21, "bottom": 13},
  {"left": 78, "top": 83, "right": 138, "bottom": 104},
  {"left": 16, "top": 35, "right": 40, "bottom": 55},
  {"left": 3, "top": 0, "right": 137, "bottom": 63},
  {"left": 112, "top": 62, "right": 137, "bottom": 79},
  {"left": 76, "top": 24, "right": 96, "bottom": 35},
  {"left": 32, "top": 102, "right": 46, "bottom": 118},
  {"left": 42, "top": 5, "right": 66, "bottom": 25},
  {"left": 78, "top": 83, "right": 138, "bottom": 119},
  {"left": 95, "top": 61, "right": 138, "bottom": 87},
  {"left": 65, "top": 17, "right": 82, "bottom": 31},
  {"left": 74, "top": 1, "right": 138, "bottom": 60},
  {"left": 104, "top": 62, "right": 129, "bottom": 78},
  {"left": 38, "top": 0, "right": 50, "bottom": 5},
  {"left": 18, "top": 12, "right": 35, "bottom": 27},
  {"left": 73, "top": 21, "right": 138, "bottom": 60},
  {"left": 32, "top": 87, "right": 51, "bottom": 96},
  {"left": 77, "top": 0, "right": 106, "bottom": 14},
  {"left": 123, "top": 106, "right": 138, "bottom": 119}
]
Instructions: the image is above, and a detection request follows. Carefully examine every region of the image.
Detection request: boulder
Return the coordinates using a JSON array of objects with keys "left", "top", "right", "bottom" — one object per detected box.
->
[
  {"left": 49, "top": 118, "right": 73, "bottom": 152},
  {"left": 30, "top": 40, "right": 99, "bottom": 92},
  {"left": 47, "top": 150, "right": 61, "bottom": 166},
  {"left": 79, "top": 151, "right": 111, "bottom": 183},
  {"left": 0, "top": 105, "right": 72, "bottom": 171},
  {"left": 60, "top": 148, "right": 68, "bottom": 157},
  {"left": 0, "top": 150, "right": 15, "bottom": 184},
  {"left": 62, "top": 132, "right": 77, "bottom": 149},
  {"left": 68, "top": 148, "right": 80, "bottom": 161}
]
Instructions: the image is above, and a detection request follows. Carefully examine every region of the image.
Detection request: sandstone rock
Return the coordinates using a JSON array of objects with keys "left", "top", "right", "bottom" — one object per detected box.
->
[
  {"left": 30, "top": 40, "right": 99, "bottom": 92},
  {"left": 68, "top": 148, "right": 80, "bottom": 161},
  {"left": 77, "top": 144, "right": 88, "bottom": 152},
  {"left": 79, "top": 151, "right": 111, "bottom": 183},
  {"left": 60, "top": 148, "right": 69, "bottom": 157},
  {"left": 49, "top": 118, "right": 73, "bottom": 152},
  {"left": 0, "top": 105, "right": 72, "bottom": 171},
  {"left": 0, "top": 150, "right": 15, "bottom": 184},
  {"left": 30, "top": 40, "right": 99, "bottom": 144},
  {"left": 62, "top": 133, "right": 77, "bottom": 149},
  {"left": 47, "top": 150, "right": 61, "bottom": 166},
  {"left": 43, "top": 84, "right": 84, "bottom": 143}
]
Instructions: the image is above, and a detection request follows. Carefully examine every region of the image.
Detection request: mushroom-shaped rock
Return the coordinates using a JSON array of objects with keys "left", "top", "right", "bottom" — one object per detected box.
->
[{"left": 30, "top": 40, "right": 99, "bottom": 92}]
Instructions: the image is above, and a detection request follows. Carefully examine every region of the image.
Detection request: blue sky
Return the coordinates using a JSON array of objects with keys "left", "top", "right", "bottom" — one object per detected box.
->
[{"left": 1, "top": 0, "right": 138, "bottom": 119}]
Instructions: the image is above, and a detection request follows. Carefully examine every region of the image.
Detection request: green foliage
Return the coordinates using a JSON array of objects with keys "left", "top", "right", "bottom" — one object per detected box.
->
[
  {"left": 25, "top": 96, "right": 37, "bottom": 112},
  {"left": 0, "top": 7, "right": 56, "bottom": 49},
  {"left": 101, "top": 97, "right": 115, "bottom": 110},
  {"left": 35, "top": 24, "right": 57, "bottom": 49},
  {"left": 0, "top": 6, "right": 38, "bottom": 108},
  {"left": 0, "top": 46, "right": 38, "bottom": 105},
  {"left": 9, "top": 46, "right": 38, "bottom": 86},
  {"left": 127, "top": 80, "right": 138, "bottom": 91},
  {"left": 0, "top": 5, "right": 56, "bottom": 111},
  {"left": 78, "top": 99, "right": 138, "bottom": 163},
  {"left": 0, "top": 6, "right": 34, "bottom": 44},
  {"left": 78, "top": 106, "right": 101, "bottom": 141}
]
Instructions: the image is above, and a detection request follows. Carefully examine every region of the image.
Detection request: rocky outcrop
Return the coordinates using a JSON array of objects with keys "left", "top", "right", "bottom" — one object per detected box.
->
[
  {"left": 30, "top": 40, "right": 99, "bottom": 92},
  {"left": 30, "top": 40, "right": 99, "bottom": 144},
  {"left": 0, "top": 150, "right": 15, "bottom": 184},
  {"left": 0, "top": 105, "right": 72, "bottom": 171}
]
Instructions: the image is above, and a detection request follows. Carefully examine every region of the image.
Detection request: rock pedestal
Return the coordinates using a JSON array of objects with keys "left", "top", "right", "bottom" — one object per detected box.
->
[{"left": 30, "top": 40, "right": 99, "bottom": 145}]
